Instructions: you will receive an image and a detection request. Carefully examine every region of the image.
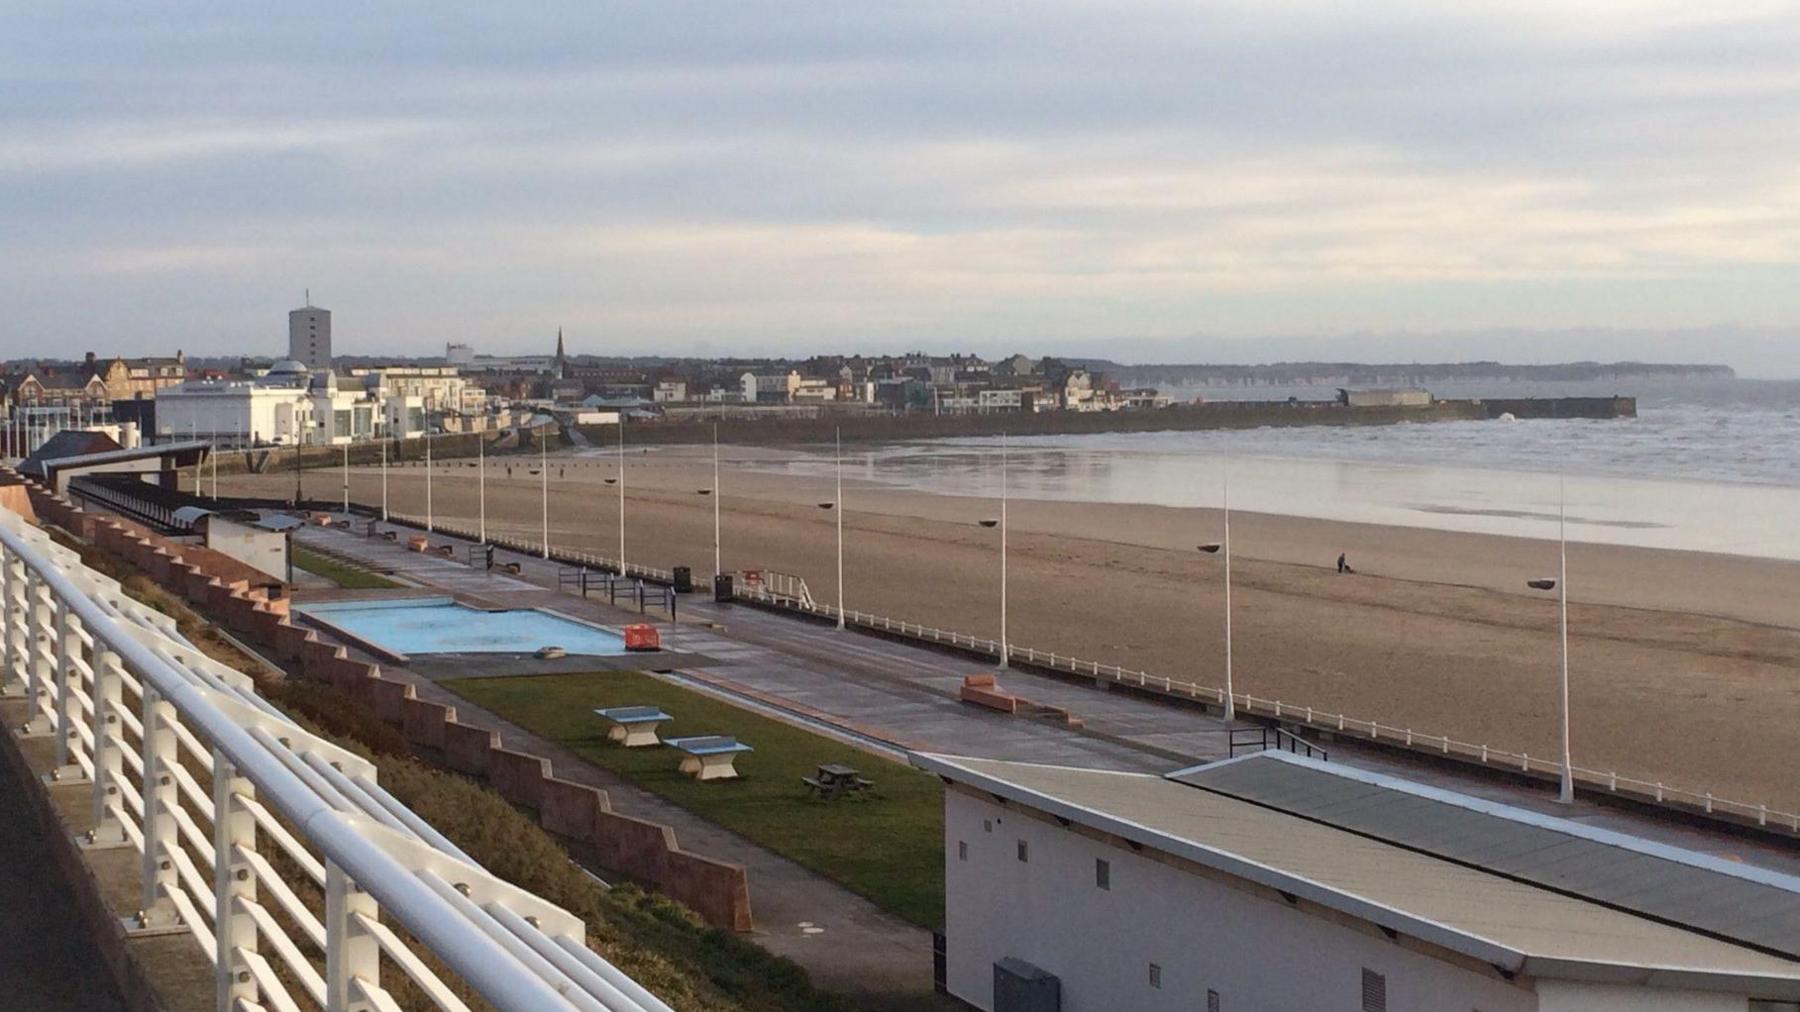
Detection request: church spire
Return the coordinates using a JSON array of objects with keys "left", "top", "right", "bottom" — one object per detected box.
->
[{"left": 555, "top": 327, "right": 567, "bottom": 379}]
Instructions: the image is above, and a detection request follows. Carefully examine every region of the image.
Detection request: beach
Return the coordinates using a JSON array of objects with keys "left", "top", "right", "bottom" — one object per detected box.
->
[{"left": 219, "top": 444, "right": 1800, "bottom": 812}]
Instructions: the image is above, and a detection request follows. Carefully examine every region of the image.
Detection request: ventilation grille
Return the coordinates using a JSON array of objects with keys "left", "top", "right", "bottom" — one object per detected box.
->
[{"left": 1361, "top": 968, "right": 1387, "bottom": 1011}]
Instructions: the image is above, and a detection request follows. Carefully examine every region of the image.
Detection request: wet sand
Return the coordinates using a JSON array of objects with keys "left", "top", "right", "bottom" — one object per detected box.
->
[{"left": 219, "top": 446, "right": 1800, "bottom": 811}]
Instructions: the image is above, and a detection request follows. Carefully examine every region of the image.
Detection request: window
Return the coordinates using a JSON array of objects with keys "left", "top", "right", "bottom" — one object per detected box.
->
[
  {"left": 1360, "top": 968, "right": 1386, "bottom": 1012},
  {"left": 983, "top": 819, "right": 992, "bottom": 833},
  {"left": 957, "top": 841, "right": 967, "bottom": 862},
  {"left": 1147, "top": 963, "right": 1161, "bottom": 989},
  {"left": 1095, "top": 858, "right": 1110, "bottom": 890},
  {"left": 1016, "top": 840, "right": 1028, "bottom": 863},
  {"left": 1207, "top": 990, "right": 1221, "bottom": 1012}
]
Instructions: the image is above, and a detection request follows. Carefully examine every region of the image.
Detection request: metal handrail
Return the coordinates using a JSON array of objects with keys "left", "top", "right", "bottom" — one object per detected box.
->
[{"left": 0, "top": 507, "right": 670, "bottom": 1012}]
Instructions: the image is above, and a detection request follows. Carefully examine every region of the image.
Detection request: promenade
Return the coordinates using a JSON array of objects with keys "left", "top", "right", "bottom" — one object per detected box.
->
[{"left": 297, "top": 520, "right": 1800, "bottom": 880}]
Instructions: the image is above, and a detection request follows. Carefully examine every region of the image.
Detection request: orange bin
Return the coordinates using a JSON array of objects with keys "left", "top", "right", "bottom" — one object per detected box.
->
[{"left": 623, "top": 624, "right": 661, "bottom": 652}]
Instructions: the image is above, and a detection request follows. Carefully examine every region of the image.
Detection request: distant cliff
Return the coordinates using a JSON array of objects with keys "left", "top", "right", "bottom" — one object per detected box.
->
[{"left": 1087, "top": 360, "right": 1736, "bottom": 389}]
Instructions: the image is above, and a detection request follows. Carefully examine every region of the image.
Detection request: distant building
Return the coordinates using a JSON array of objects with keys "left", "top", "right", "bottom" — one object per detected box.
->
[
  {"left": 445, "top": 342, "right": 475, "bottom": 365},
  {"left": 288, "top": 302, "right": 332, "bottom": 370},
  {"left": 155, "top": 359, "right": 421, "bottom": 447},
  {"left": 741, "top": 370, "right": 800, "bottom": 404},
  {"left": 82, "top": 351, "right": 188, "bottom": 401},
  {"left": 920, "top": 750, "right": 1800, "bottom": 1012},
  {"left": 653, "top": 380, "right": 688, "bottom": 403}
]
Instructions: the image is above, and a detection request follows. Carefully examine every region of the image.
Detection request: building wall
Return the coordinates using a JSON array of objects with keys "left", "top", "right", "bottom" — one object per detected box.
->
[
  {"left": 943, "top": 790, "right": 1537, "bottom": 1012},
  {"left": 203, "top": 518, "right": 288, "bottom": 581},
  {"left": 288, "top": 307, "right": 332, "bottom": 370}
]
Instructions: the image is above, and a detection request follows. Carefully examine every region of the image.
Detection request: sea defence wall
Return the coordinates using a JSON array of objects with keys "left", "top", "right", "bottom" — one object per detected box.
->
[
  {"left": 16, "top": 478, "right": 755, "bottom": 932},
  {"left": 579, "top": 395, "right": 1636, "bottom": 447}
]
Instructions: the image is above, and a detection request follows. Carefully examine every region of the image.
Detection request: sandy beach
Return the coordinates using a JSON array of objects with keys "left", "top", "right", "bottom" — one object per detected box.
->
[{"left": 217, "top": 445, "right": 1800, "bottom": 811}]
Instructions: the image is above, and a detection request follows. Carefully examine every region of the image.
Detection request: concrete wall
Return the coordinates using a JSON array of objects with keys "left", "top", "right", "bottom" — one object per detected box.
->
[{"left": 943, "top": 790, "right": 1535, "bottom": 1012}]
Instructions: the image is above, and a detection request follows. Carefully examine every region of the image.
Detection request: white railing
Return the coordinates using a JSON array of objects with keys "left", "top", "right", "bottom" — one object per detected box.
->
[
  {"left": 728, "top": 580, "right": 1800, "bottom": 835},
  {"left": 0, "top": 508, "right": 673, "bottom": 1012}
]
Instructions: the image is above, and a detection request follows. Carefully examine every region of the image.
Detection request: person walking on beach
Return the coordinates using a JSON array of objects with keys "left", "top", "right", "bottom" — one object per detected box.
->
[{"left": 1337, "top": 552, "right": 1354, "bottom": 574}]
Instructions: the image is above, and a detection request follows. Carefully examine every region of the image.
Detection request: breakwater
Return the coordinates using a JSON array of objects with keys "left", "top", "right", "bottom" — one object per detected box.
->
[{"left": 582, "top": 395, "right": 1636, "bottom": 447}]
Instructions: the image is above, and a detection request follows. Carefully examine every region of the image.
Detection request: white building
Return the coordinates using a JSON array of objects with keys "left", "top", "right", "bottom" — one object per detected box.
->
[
  {"left": 154, "top": 360, "right": 422, "bottom": 447},
  {"left": 348, "top": 365, "right": 481, "bottom": 415},
  {"left": 653, "top": 380, "right": 688, "bottom": 403},
  {"left": 288, "top": 303, "right": 332, "bottom": 370},
  {"left": 918, "top": 751, "right": 1800, "bottom": 1012}
]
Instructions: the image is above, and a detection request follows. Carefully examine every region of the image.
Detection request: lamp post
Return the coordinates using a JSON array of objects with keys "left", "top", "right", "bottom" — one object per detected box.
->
[
  {"left": 617, "top": 422, "right": 625, "bottom": 573},
  {"left": 380, "top": 437, "right": 388, "bottom": 521},
  {"left": 341, "top": 441, "right": 349, "bottom": 516},
  {"left": 817, "top": 427, "right": 845, "bottom": 629},
  {"left": 1196, "top": 465, "right": 1234, "bottom": 720},
  {"left": 425, "top": 432, "right": 434, "bottom": 532},
  {"left": 713, "top": 423, "right": 721, "bottom": 579},
  {"left": 477, "top": 434, "right": 486, "bottom": 544},
  {"left": 602, "top": 422, "right": 625, "bottom": 574},
  {"left": 977, "top": 433, "right": 1009, "bottom": 668},
  {"left": 1526, "top": 477, "right": 1574, "bottom": 804},
  {"left": 697, "top": 423, "right": 721, "bottom": 580},
  {"left": 540, "top": 428, "right": 549, "bottom": 559}
]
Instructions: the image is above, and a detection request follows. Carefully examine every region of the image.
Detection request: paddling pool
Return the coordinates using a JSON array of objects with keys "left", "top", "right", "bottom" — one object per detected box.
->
[{"left": 296, "top": 598, "right": 629, "bottom": 658}]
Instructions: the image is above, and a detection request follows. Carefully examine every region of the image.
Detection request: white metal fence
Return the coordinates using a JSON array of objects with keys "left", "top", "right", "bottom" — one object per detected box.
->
[
  {"left": 731, "top": 578, "right": 1800, "bottom": 835},
  {"left": 0, "top": 509, "right": 673, "bottom": 1012}
]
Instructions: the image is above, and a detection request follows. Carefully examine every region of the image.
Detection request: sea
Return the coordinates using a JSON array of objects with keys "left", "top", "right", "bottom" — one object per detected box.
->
[{"left": 769, "top": 378, "right": 1800, "bottom": 561}]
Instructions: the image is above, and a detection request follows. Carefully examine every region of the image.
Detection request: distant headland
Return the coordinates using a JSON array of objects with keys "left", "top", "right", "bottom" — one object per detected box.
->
[{"left": 1084, "top": 360, "right": 1736, "bottom": 388}]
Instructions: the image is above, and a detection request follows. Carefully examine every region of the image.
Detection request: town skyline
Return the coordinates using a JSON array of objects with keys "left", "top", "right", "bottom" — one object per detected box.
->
[{"left": 7, "top": 4, "right": 1800, "bottom": 373}]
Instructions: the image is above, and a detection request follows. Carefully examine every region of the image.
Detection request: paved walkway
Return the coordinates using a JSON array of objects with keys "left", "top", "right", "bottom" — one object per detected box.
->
[{"left": 0, "top": 741, "right": 130, "bottom": 1012}]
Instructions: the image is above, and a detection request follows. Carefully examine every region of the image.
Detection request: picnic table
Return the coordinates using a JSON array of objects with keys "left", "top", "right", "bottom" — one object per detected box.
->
[
  {"left": 665, "top": 735, "right": 753, "bottom": 781},
  {"left": 593, "top": 705, "right": 673, "bottom": 747},
  {"left": 802, "top": 762, "right": 876, "bottom": 800}
]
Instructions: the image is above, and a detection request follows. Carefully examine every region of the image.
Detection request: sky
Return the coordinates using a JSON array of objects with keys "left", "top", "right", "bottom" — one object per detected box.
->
[{"left": 4, "top": 2, "right": 1800, "bottom": 373}]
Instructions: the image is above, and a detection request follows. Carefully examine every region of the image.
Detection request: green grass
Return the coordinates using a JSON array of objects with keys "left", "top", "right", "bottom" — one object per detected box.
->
[
  {"left": 291, "top": 545, "right": 402, "bottom": 589},
  {"left": 444, "top": 670, "right": 946, "bottom": 929}
]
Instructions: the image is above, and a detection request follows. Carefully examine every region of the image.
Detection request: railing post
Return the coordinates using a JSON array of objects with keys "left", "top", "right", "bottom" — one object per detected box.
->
[
  {"left": 87, "top": 648, "right": 128, "bottom": 846},
  {"left": 213, "top": 751, "right": 259, "bottom": 1011},
  {"left": 135, "top": 689, "right": 181, "bottom": 930},
  {"left": 20, "top": 569, "right": 56, "bottom": 735},
  {"left": 326, "top": 860, "right": 380, "bottom": 1011},
  {"left": 0, "top": 547, "right": 24, "bottom": 697},
  {"left": 50, "top": 604, "right": 90, "bottom": 782}
]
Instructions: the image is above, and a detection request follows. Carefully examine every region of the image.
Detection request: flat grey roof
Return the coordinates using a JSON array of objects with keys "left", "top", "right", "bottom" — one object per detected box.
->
[
  {"left": 914, "top": 752, "right": 1800, "bottom": 996},
  {"left": 1171, "top": 751, "right": 1800, "bottom": 960},
  {"left": 40, "top": 441, "right": 211, "bottom": 471}
]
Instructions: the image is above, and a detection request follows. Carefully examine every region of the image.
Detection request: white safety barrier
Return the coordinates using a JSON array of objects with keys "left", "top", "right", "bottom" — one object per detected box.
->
[{"left": 0, "top": 509, "right": 674, "bottom": 1012}]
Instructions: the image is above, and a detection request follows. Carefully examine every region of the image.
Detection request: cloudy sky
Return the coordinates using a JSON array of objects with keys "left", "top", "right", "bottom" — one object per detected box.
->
[{"left": 4, "top": 2, "right": 1800, "bottom": 372}]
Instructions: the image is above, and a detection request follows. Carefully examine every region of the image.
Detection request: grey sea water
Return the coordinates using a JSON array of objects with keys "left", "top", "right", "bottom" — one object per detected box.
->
[{"left": 773, "top": 378, "right": 1800, "bottom": 560}]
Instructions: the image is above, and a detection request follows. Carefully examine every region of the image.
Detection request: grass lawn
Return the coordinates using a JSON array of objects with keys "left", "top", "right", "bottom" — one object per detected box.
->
[
  {"left": 291, "top": 545, "right": 402, "bottom": 589},
  {"left": 443, "top": 670, "right": 946, "bottom": 929}
]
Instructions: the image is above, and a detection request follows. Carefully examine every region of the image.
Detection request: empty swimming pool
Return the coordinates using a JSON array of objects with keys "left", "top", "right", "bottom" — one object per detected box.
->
[{"left": 297, "top": 598, "right": 630, "bottom": 658}]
